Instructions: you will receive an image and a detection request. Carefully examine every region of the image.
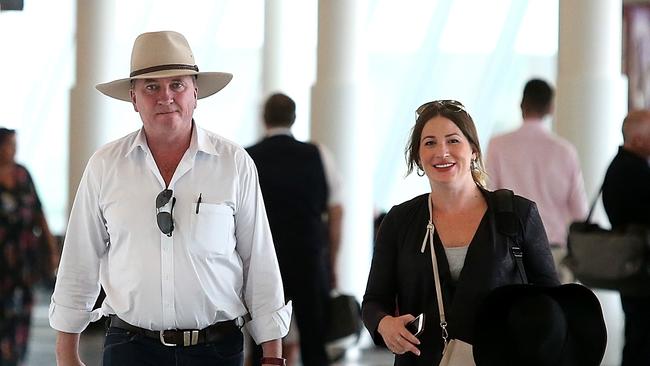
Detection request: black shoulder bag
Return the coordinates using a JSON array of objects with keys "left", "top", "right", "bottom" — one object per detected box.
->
[
  {"left": 565, "top": 186, "right": 650, "bottom": 295},
  {"left": 494, "top": 189, "right": 528, "bottom": 284}
]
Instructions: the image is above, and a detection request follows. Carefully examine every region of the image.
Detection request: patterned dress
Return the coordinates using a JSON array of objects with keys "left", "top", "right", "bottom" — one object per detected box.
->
[{"left": 0, "top": 164, "right": 44, "bottom": 366}]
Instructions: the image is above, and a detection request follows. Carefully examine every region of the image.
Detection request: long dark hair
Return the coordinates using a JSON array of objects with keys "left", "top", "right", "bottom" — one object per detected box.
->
[{"left": 405, "top": 101, "right": 486, "bottom": 187}]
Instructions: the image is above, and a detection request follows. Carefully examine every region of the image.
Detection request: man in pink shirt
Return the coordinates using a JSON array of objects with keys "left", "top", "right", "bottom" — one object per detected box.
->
[{"left": 486, "top": 78, "right": 588, "bottom": 283}]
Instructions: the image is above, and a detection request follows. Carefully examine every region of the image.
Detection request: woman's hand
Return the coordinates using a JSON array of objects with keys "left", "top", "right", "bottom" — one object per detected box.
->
[{"left": 377, "top": 315, "right": 421, "bottom": 356}]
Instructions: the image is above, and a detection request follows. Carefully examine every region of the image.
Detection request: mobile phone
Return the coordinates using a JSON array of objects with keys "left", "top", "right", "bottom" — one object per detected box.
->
[{"left": 406, "top": 313, "right": 425, "bottom": 337}]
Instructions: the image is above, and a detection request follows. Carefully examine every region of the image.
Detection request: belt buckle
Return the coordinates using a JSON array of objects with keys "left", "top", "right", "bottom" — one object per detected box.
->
[
  {"left": 159, "top": 330, "right": 177, "bottom": 346},
  {"left": 159, "top": 329, "right": 199, "bottom": 346},
  {"left": 184, "top": 330, "right": 199, "bottom": 346}
]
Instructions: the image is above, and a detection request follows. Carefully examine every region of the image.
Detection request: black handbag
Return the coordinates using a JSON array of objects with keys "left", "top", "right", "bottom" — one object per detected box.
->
[
  {"left": 565, "top": 187, "right": 650, "bottom": 295},
  {"left": 325, "top": 292, "right": 362, "bottom": 362},
  {"left": 326, "top": 292, "right": 362, "bottom": 343}
]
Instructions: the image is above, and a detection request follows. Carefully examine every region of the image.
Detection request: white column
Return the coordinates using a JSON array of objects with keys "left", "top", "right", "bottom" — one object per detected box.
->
[
  {"left": 556, "top": 0, "right": 627, "bottom": 197},
  {"left": 68, "top": 0, "right": 115, "bottom": 214},
  {"left": 262, "top": 0, "right": 288, "bottom": 97},
  {"left": 556, "top": 1, "right": 627, "bottom": 365},
  {"left": 311, "top": 0, "right": 372, "bottom": 297},
  {"left": 259, "top": 0, "right": 290, "bottom": 140},
  {"left": 261, "top": 0, "right": 317, "bottom": 141}
]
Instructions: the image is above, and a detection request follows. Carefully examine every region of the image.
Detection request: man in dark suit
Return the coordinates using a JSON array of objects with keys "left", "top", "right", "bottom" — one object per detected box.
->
[
  {"left": 247, "top": 93, "right": 343, "bottom": 366},
  {"left": 602, "top": 110, "right": 650, "bottom": 366}
]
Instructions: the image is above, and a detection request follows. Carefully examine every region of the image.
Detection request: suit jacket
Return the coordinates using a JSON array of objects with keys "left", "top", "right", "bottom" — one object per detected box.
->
[
  {"left": 246, "top": 135, "right": 330, "bottom": 291},
  {"left": 362, "top": 190, "right": 559, "bottom": 366}
]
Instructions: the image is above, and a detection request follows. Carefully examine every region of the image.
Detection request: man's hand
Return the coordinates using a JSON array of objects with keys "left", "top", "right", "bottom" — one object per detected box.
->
[
  {"left": 327, "top": 204, "right": 343, "bottom": 289},
  {"left": 260, "top": 339, "right": 284, "bottom": 365},
  {"left": 55, "top": 332, "right": 85, "bottom": 366}
]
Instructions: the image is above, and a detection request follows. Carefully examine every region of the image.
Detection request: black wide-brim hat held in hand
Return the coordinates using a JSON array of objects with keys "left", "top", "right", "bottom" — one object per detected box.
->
[{"left": 473, "top": 283, "right": 607, "bottom": 366}]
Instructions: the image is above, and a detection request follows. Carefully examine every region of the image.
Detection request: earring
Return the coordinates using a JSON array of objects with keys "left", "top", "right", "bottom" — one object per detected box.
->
[
  {"left": 417, "top": 166, "right": 425, "bottom": 177},
  {"left": 471, "top": 159, "right": 479, "bottom": 171}
]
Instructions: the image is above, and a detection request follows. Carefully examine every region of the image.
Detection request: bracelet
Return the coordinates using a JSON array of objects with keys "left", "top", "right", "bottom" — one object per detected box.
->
[{"left": 260, "top": 357, "right": 287, "bottom": 366}]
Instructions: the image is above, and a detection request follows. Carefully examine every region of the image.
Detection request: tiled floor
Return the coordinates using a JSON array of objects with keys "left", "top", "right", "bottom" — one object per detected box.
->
[{"left": 25, "top": 288, "right": 624, "bottom": 366}]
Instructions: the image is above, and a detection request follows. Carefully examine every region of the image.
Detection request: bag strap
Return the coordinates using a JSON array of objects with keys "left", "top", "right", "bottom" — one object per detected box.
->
[
  {"left": 421, "top": 190, "right": 530, "bottom": 345},
  {"left": 493, "top": 189, "right": 528, "bottom": 284},
  {"left": 584, "top": 185, "right": 604, "bottom": 224},
  {"left": 420, "top": 193, "right": 449, "bottom": 346}
]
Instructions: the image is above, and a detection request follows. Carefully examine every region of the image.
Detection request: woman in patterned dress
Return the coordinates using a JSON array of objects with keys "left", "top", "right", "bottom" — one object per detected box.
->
[{"left": 0, "top": 128, "right": 58, "bottom": 365}]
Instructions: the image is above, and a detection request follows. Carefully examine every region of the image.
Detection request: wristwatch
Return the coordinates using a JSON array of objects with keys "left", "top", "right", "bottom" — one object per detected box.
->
[{"left": 260, "top": 357, "right": 287, "bottom": 366}]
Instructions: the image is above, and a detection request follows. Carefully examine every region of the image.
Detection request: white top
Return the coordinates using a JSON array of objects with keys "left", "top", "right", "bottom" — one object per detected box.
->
[
  {"left": 49, "top": 124, "right": 291, "bottom": 344},
  {"left": 266, "top": 127, "right": 343, "bottom": 206},
  {"left": 486, "top": 121, "right": 588, "bottom": 246},
  {"left": 443, "top": 246, "right": 469, "bottom": 281}
]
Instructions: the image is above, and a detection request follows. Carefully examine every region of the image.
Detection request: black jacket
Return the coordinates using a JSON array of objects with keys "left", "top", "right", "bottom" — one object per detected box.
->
[
  {"left": 602, "top": 146, "right": 650, "bottom": 228},
  {"left": 246, "top": 135, "right": 330, "bottom": 293},
  {"left": 362, "top": 190, "right": 559, "bottom": 366}
]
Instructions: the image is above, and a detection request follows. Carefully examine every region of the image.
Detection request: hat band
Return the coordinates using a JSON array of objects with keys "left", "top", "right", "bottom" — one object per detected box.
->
[{"left": 130, "top": 64, "right": 199, "bottom": 77}]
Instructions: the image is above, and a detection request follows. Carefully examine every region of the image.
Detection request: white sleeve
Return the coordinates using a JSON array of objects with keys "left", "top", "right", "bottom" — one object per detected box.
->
[
  {"left": 49, "top": 155, "right": 108, "bottom": 333},
  {"left": 317, "top": 144, "right": 343, "bottom": 207},
  {"left": 234, "top": 151, "right": 291, "bottom": 344}
]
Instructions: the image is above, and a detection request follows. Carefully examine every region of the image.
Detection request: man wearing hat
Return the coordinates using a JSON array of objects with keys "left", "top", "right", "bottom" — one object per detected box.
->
[{"left": 49, "top": 31, "right": 291, "bottom": 366}]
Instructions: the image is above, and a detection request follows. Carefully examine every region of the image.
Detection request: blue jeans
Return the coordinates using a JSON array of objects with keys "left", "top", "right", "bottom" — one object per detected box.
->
[{"left": 102, "top": 327, "right": 243, "bottom": 366}]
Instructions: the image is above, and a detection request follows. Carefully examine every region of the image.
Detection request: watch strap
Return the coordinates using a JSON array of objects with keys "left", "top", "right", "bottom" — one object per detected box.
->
[{"left": 260, "top": 357, "right": 287, "bottom": 366}]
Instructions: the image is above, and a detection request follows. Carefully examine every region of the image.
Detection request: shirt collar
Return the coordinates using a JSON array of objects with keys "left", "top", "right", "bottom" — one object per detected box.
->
[
  {"left": 266, "top": 127, "right": 293, "bottom": 138},
  {"left": 522, "top": 117, "right": 544, "bottom": 125},
  {"left": 521, "top": 118, "right": 551, "bottom": 132},
  {"left": 124, "top": 120, "right": 219, "bottom": 157},
  {"left": 125, "top": 128, "right": 150, "bottom": 157},
  {"left": 195, "top": 123, "right": 219, "bottom": 156}
]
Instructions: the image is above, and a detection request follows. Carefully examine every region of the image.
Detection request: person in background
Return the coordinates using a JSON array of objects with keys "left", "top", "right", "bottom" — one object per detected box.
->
[
  {"left": 247, "top": 93, "right": 343, "bottom": 366},
  {"left": 362, "top": 100, "right": 558, "bottom": 365},
  {"left": 602, "top": 110, "right": 650, "bottom": 366},
  {"left": 49, "top": 31, "right": 290, "bottom": 366},
  {"left": 0, "top": 127, "right": 59, "bottom": 365},
  {"left": 486, "top": 78, "right": 588, "bottom": 283}
]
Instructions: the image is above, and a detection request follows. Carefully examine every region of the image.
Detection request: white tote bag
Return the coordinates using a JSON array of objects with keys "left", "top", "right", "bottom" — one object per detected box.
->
[{"left": 439, "top": 339, "right": 474, "bottom": 366}]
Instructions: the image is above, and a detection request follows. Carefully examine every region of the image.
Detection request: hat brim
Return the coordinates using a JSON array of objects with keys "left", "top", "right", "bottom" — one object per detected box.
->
[
  {"left": 473, "top": 284, "right": 607, "bottom": 366},
  {"left": 96, "top": 71, "right": 233, "bottom": 102}
]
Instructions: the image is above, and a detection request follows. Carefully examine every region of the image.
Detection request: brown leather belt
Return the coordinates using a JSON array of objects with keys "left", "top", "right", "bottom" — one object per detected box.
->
[{"left": 108, "top": 315, "right": 247, "bottom": 347}]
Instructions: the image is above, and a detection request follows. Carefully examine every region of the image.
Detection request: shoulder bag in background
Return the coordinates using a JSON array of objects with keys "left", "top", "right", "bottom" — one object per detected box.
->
[
  {"left": 326, "top": 291, "right": 362, "bottom": 343},
  {"left": 565, "top": 187, "right": 650, "bottom": 295},
  {"left": 326, "top": 290, "right": 363, "bottom": 362}
]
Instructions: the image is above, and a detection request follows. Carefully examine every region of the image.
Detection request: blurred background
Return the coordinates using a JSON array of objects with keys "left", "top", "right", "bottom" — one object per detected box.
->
[{"left": 1, "top": 0, "right": 648, "bottom": 364}]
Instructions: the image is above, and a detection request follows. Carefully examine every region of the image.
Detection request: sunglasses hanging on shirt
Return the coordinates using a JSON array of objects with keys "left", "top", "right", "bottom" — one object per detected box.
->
[{"left": 156, "top": 189, "right": 175, "bottom": 237}]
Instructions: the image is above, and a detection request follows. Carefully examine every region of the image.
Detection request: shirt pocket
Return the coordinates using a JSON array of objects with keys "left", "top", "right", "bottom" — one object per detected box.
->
[{"left": 190, "top": 203, "right": 235, "bottom": 257}]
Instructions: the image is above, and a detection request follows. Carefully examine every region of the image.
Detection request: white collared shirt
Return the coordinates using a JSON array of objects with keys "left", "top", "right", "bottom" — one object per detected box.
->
[{"left": 49, "top": 124, "right": 291, "bottom": 344}]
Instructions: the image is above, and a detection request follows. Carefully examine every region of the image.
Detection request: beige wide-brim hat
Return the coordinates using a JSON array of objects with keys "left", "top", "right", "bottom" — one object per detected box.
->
[{"left": 96, "top": 31, "right": 233, "bottom": 102}]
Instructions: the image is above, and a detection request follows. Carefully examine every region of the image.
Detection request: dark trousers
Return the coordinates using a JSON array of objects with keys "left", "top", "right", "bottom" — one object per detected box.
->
[
  {"left": 621, "top": 295, "right": 650, "bottom": 366},
  {"left": 103, "top": 327, "right": 243, "bottom": 366},
  {"left": 252, "top": 256, "right": 330, "bottom": 366}
]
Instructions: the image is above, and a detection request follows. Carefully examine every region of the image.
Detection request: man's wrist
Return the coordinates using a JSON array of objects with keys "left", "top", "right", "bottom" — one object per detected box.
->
[{"left": 260, "top": 357, "right": 287, "bottom": 366}]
